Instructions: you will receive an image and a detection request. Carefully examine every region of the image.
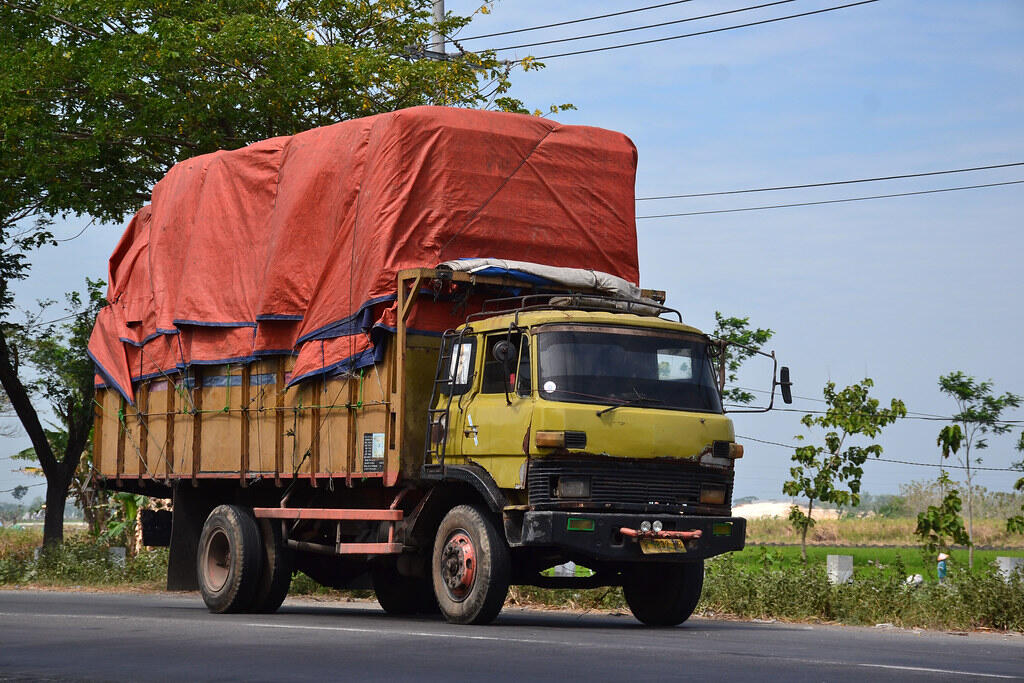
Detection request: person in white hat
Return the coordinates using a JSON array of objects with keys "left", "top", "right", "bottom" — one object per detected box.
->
[{"left": 937, "top": 553, "right": 949, "bottom": 583}]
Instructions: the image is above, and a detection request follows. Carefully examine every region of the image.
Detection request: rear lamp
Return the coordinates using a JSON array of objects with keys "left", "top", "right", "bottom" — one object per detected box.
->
[
  {"left": 699, "top": 485, "right": 727, "bottom": 506},
  {"left": 555, "top": 476, "right": 591, "bottom": 499}
]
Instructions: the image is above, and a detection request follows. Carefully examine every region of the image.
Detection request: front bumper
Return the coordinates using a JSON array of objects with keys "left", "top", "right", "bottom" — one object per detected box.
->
[{"left": 506, "top": 510, "right": 745, "bottom": 562}]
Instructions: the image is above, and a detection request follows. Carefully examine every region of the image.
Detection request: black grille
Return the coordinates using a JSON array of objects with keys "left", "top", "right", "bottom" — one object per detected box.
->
[
  {"left": 564, "top": 431, "right": 587, "bottom": 449},
  {"left": 527, "top": 457, "right": 733, "bottom": 509}
]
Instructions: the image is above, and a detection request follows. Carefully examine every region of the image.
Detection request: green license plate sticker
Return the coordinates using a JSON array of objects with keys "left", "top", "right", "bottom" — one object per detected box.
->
[
  {"left": 639, "top": 538, "right": 687, "bottom": 554},
  {"left": 712, "top": 522, "right": 733, "bottom": 537}
]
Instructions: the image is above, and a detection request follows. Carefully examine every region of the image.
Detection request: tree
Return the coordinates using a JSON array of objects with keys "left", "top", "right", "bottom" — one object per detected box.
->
[
  {"left": 0, "top": 1, "right": 544, "bottom": 545},
  {"left": 0, "top": 282, "right": 105, "bottom": 546},
  {"left": 936, "top": 371, "right": 1021, "bottom": 568},
  {"left": 12, "top": 427, "right": 110, "bottom": 536},
  {"left": 782, "top": 379, "right": 906, "bottom": 560},
  {"left": 712, "top": 313, "right": 774, "bottom": 405},
  {"left": 1, "top": 0, "right": 539, "bottom": 231},
  {"left": 915, "top": 472, "right": 970, "bottom": 560},
  {"left": 1007, "top": 435, "right": 1024, "bottom": 534},
  {"left": 1005, "top": 478, "right": 1024, "bottom": 535}
]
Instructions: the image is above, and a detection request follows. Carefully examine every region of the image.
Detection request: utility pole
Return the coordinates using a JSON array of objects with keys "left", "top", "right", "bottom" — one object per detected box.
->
[{"left": 428, "top": 0, "right": 445, "bottom": 58}]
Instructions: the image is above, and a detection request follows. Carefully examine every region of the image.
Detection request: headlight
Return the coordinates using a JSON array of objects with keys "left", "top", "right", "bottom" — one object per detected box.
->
[
  {"left": 700, "top": 484, "right": 727, "bottom": 505},
  {"left": 555, "top": 476, "right": 591, "bottom": 499}
]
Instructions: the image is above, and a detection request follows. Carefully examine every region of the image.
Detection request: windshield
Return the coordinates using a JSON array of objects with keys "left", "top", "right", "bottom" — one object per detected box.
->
[{"left": 536, "top": 325, "right": 723, "bottom": 413}]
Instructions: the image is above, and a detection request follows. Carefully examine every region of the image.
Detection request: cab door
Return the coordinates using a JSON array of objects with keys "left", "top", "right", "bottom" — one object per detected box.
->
[{"left": 454, "top": 331, "right": 533, "bottom": 489}]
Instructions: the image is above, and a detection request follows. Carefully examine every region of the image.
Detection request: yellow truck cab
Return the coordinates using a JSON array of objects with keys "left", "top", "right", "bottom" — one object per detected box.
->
[{"left": 422, "top": 298, "right": 751, "bottom": 626}]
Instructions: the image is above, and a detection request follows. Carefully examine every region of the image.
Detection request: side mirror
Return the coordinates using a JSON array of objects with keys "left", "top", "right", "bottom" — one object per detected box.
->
[
  {"left": 779, "top": 366, "right": 793, "bottom": 404},
  {"left": 492, "top": 339, "right": 515, "bottom": 405},
  {"left": 492, "top": 340, "right": 514, "bottom": 366}
]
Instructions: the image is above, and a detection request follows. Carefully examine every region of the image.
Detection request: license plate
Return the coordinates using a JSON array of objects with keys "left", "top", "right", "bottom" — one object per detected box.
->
[{"left": 639, "top": 538, "right": 687, "bottom": 554}]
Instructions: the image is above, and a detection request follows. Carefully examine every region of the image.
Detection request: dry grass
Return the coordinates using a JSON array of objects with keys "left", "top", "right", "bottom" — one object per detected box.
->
[
  {"left": 746, "top": 516, "right": 1024, "bottom": 548},
  {"left": 0, "top": 528, "right": 43, "bottom": 558}
]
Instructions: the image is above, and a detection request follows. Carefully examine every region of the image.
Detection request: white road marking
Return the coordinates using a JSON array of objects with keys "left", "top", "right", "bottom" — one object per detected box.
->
[{"left": 246, "top": 622, "right": 1022, "bottom": 678}]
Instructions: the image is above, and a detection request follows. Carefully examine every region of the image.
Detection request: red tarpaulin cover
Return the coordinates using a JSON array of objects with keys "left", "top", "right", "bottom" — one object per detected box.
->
[{"left": 88, "top": 106, "right": 640, "bottom": 403}]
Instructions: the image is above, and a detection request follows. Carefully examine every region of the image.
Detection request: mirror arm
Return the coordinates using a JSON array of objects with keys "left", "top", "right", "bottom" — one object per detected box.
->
[{"left": 711, "top": 336, "right": 791, "bottom": 414}]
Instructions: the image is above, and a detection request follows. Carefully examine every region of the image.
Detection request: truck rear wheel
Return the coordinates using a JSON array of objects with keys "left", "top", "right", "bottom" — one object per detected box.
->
[
  {"left": 623, "top": 560, "right": 704, "bottom": 627},
  {"left": 248, "top": 518, "right": 292, "bottom": 614},
  {"left": 431, "top": 504, "right": 510, "bottom": 625},
  {"left": 372, "top": 560, "right": 439, "bottom": 615},
  {"left": 197, "top": 505, "right": 263, "bottom": 614}
]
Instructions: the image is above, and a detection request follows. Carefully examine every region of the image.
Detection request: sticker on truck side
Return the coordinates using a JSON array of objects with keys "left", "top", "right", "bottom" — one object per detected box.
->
[{"left": 362, "top": 432, "right": 385, "bottom": 473}]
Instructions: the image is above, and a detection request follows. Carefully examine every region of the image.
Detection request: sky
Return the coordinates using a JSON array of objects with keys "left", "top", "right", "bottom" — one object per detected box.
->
[{"left": 3, "top": 0, "right": 1023, "bottom": 504}]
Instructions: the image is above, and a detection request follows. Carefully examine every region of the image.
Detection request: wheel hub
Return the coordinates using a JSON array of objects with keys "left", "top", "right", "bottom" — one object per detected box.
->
[
  {"left": 204, "top": 528, "right": 231, "bottom": 592},
  {"left": 440, "top": 531, "right": 476, "bottom": 601}
]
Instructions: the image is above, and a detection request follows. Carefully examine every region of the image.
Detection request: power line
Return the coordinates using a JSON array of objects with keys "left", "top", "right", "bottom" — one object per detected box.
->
[
  {"left": 637, "top": 161, "right": 1024, "bottom": 201},
  {"left": 756, "top": 405, "right": 1024, "bottom": 425},
  {"left": 735, "top": 434, "right": 1022, "bottom": 472},
  {"left": 636, "top": 179, "right": 1024, "bottom": 218},
  {"left": 492, "top": 0, "right": 796, "bottom": 52},
  {"left": 0, "top": 482, "right": 45, "bottom": 495},
  {"left": 736, "top": 386, "right": 957, "bottom": 421},
  {"left": 459, "top": 0, "right": 698, "bottom": 41},
  {"left": 534, "top": 0, "right": 878, "bottom": 60},
  {"left": 54, "top": 219, "right": 94, "bottom": 242}
]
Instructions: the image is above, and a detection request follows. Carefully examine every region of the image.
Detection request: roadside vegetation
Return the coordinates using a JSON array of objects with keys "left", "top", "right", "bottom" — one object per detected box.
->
[{"left": 4, "top": 524, "right": 1023, "bottom": 632}]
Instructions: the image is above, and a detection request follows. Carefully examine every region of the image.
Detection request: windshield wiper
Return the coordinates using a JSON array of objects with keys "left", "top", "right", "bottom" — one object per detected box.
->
[{"left": 596, "top": 395, "right": 663, "bottom": 417}]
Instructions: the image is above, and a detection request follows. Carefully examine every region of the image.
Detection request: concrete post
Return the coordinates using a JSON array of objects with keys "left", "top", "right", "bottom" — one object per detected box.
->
[
  {"left": 996, "top": 556, "right": 1023, "bottom": 581},
  {"left": 827, "top": 554, "right": 853, "bottom": 584},
  {"left": 429, "top": 0, "right": 445, "bottom": 55}
]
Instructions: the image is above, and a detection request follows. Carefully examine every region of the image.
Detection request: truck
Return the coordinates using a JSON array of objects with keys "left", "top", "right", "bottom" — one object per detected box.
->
[{"left": 89, "top": 106, "right": 791, "bottom": 626}]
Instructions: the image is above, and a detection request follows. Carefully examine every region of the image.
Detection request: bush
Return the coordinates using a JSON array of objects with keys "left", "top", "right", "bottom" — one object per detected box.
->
[
  {"left": 699, "top": 554, "right": 1024, "bottom": 631},
  {"left": 0, "top": 534, "right": 167, "bottom": 587}
]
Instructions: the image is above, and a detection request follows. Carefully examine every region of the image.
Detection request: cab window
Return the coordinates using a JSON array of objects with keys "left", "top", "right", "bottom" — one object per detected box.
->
[{"left": 481, "top": 333, "right": 531, "bottom": 396}]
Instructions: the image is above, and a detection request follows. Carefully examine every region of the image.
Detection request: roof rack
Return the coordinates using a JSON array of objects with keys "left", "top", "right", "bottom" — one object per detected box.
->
[{"left": 465, "top": 293, "right": 682, "bottom": 324}]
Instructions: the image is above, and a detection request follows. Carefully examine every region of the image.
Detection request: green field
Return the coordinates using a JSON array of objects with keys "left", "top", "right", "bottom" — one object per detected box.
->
[{"left": 738, "top": 545, "right": 1024, "bottom": 578}]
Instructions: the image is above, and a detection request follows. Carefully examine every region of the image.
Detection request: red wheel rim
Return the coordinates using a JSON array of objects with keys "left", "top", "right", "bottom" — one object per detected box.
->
[{"left": 440, "top": 530, "right": 476, "bottom": 601}]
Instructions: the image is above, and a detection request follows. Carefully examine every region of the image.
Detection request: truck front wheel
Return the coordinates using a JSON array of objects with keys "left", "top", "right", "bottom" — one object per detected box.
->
[
  {"left": 431, "top": 504, "right": 510, "bottom": 625},
  {"left": 622, "top": 560, "right": 704, "bottom": 627},
  {"left": 197, "top": 505, "right": 263, "bottom": 614}
]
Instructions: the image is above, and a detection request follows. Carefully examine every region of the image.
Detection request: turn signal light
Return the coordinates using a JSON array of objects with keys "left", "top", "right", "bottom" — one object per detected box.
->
[
  {"left": 729, "top": 443, "right": 744, "bottom": 459},
  {"left": 535, "top": 431, "right": 566, "bottom": 448}
]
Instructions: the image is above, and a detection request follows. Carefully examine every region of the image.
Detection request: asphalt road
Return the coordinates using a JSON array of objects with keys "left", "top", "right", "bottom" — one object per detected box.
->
[{"left": 0, "top": 590, "right": 1021, "bottom": 682}]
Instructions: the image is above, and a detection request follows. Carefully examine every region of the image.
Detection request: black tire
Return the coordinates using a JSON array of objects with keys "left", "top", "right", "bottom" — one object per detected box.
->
[
  {"left": 431, "top": 504, "right": 510, "bottom": 625},
  {"left": 248, "top": 518, "right": 293, "bottom": 614},
  {"left": 197, "top": 505, "right": 263, "bottom": 614},
  {"left": 623, "top": 560, "right": 704, "bottom": 627},
  {"left": 372, "top": 560, "right": 440, "bottom": 615}
]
